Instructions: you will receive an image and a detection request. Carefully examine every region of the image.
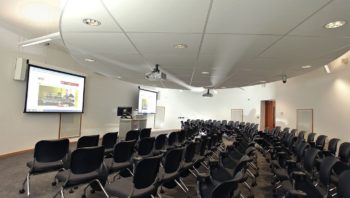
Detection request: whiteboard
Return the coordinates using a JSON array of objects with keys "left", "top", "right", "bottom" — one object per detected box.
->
[
  {"left": 59, "top": 113, "right": 82, "bottom": 138},
  {"left": 154, "top": 106, "right": 165, "bottom": 129},
  {"left": 231, "top": 109, "right": 243, "bottom": 122},
  {"left": 296, "top": 109, "right": 313, "bottom": 132}
]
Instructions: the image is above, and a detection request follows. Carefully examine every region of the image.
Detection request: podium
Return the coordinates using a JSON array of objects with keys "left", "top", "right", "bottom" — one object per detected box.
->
[{"left": 119, "top": 118, "right": 147, "bottom": 139}]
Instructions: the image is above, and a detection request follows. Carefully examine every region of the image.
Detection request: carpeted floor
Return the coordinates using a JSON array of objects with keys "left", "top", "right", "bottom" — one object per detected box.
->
[{"left": 0, "top": 141, "right": 274, "bottom": 198}]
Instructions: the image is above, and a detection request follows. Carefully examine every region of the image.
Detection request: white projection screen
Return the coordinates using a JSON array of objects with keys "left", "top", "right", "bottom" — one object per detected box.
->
[
  {"left": 24, "top": 65, "right": 86, "bottom": 113},
  {"left": 138, "top": 89, "right": 157, "bottom": 114}
]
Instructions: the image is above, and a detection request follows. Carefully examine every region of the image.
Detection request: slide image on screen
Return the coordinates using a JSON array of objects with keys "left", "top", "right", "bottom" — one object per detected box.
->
[
  {"left": 25, "top": 65, "right": 85, "bottom": 113},
  {"left": 138, "top": 89, "right": 157, "bottom": 114}
]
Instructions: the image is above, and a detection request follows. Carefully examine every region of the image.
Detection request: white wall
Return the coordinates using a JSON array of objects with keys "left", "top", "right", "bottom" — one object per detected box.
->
[
  {"left": 274, "top": 66, "right": 350, "bottom": 141},
  {"left": 157, "top": 84, "right": 276, "bottom": 129},
  {"left": 0, "top": 26, "right": 138, "bottom": 155}
]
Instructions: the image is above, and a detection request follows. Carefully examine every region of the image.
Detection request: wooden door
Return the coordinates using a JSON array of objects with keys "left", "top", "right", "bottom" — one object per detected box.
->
[{"left": 264, "top": 101, "right": 275, "bottom": 129}]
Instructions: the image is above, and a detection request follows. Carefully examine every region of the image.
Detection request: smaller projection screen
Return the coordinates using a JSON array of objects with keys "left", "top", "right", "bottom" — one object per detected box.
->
[
  {"left": 138, "top": 89, "right": 157, "bottom": 114},
  {"left": 24, "top": 65, "right": 86, "bottom": 113}
]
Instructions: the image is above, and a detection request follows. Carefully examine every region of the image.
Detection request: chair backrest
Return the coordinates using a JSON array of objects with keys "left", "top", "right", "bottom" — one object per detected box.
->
[
  {"left": 113, "top": 140, "right": 136, "bottom": 163},
  {"left": 328, "top": 138, "right": 340, "bottom": 155},
  {"left": 177, "top": 130, "right": 186, "bottom": 144},
  {"left": 70, "top": 146, "right": 104, "bottom": 174},
  {"left": 298, "top": 131, "right": 306, "bottom": 139},
  {"left": 319, "top": 156, "right": 338, "bottom": 186},
  {"left": 101, "top": 132, "right": 118, "bottom": 149},
  {"left": 184, "top": 142, "right": 196, "bottom": 163},
  {"left": 154, "top": 134, "right": 167, "bottom": 150},
  {"left": 212, "top": 179, "right": 237, "bottom": 198},
  {"left": 125, "top": 130, "right": 140, "bottom": 141},
  {"left": 34, "top": 139, "right": 69, "bottom": 163},
  {"left": 315, "top": 135, "right": 327, "bottom": 150},
  {"left": 337, "top": 170, "right": 350, "bottom": 198},
  {"left": 339, "top": 142, "right": 350, "bottom": 163},
  {"left": 303, "top": 148, "right": 321, "bottom": 173},
  {"left": 167, "top": 132, "right": 178, "bottom": 146},
  {"left": 199, "top": 137, "right": 208, "bottom": 156},
  {"left": 139, "top": 128, "right": 151, "bottom": 139},
  {"left": 77, "top": 135, "right": 99, "bottom": 148},
  {"left": 163, "top": 148, "right": 184, "bottom": 173},
  {"left": 290, "top": 129, "right": 298, "bottom": 136},
  {"left": 138, "top": 137, "right": 155, "bottom": 156},
  {"left": 133, "top": 154, "right": 162, "bottom": 189},
  {"left": 307, "top": 133, "right": 317, "bottom": 143}
]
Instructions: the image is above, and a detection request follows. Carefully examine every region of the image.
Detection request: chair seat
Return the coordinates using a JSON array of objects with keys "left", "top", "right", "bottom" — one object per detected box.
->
[
  {"left": 182, "top": 162, "right": 194, "bottom": 170},
  {"left": 105, "top": 159, "right": 132, "bottom": 173},
  {"left": 274, "top": 168, "right": 289, "bottom": 181},
  {"left": 104, "top": 148, "right": 114, "bottom": 155},
  {"left": 56, "top": 170, "right": 99, "bottom": 187},
  {"left": 27, "top": 160, "right": 64, "bottom": 174},
  {"left": 159, "top": 168, "right": 179, "bottom": 183},
  {"left": 105, "top": 177, "right": 156, "bottom": 198}
]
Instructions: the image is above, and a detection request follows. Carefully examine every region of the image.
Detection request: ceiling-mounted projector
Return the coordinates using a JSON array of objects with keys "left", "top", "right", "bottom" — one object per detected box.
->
[
  {"left": 145, "top": 64, "right": 166, "bottom": 81},
  {"left": 202, "top": 89, "right": 213, "bottom": 97}
]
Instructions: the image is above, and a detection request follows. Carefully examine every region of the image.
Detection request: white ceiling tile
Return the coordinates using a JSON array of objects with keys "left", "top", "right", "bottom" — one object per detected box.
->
[
  {"left": 63, "top": 33, "right": 138, "bottom": 54},
  {"left": 143, "top": 54, "right": 197, "bottom": 68},
  {"left": 128, "top": 33, "right": 202, "bottom": 55},
  {"left": 61, "top": 0, "right": 122, "bottom": 32},
  {"left": 290, "top": 0, "right": 350, "bottom": 37},
  {"left": 206, "top": 0, "right": 330, "bottom": 34},
  {"left": 260, "top": 36, "right": 350, "bottom": 60},
  {"left": 102, "top": 0, "right": 210, "bottom": 33}
]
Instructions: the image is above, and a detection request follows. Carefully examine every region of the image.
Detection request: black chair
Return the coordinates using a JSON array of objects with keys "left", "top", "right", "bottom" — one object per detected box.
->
[
  {"left": 139, "top": 128, "right": 151, "bottom": 139},
  {"left": 159, "top": 148, "right": 187, "bottom": 194},
  {"left": 106, "top": 140, "right": 136, "bottom": 179},
  {"left": 337, "top": 170, "right": 350, "bottom": 198},
  {"left": 197, "top": 160, "right": 240, "bottom": 198},
  {"left": 154, "top": 134, "right": 167, "bottom": 154},
  {"left": 54, "top": 146, "right": 108, "bottom": 198},
  {"left": 167, "top": 131, "right": 178, "bottom": 148},
  {"left": 77, "top": 135, "right": 100, "bottom": 148},
  {"left": 306, "top": 133, "right": 316, "bottom": 145},
  {"left": 137, "top": 137, "right": 155, "bottom": 157},
  {"left": 338, "top": 142, "right": 350, "bottom": 163},
  {"left": 125, "top": 130, "right": 140, "bottom": 141},
  {"left": 19, "top": 139, "right": 69, "bottom": 197},
  {"left": 179, "top": 142, "right": 197, "bottom": 183},
  {"left": 314, "top": 135, "right": 327, "bottom": 150},
  {"left": 324, "top": 138, "right": 340, "bottom": 156},
  {"left": 104, "top": 154, "right": 162, "bottom": 198},
  {"left": 101, "top": 132, "right": 118, "bottom": 156}
]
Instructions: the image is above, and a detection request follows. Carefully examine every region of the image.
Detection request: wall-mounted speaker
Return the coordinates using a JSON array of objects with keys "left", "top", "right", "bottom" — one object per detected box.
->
[{"left": 14, "top": 58, "right": 28, "bottom": 81}]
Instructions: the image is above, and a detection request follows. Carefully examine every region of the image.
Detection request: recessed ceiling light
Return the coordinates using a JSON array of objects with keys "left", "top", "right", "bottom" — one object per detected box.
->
[
  {"left": 116, "top": 76, "right": 122, "bottom": 79},
  {"left": 84, "top": 58, "right": 95, "bottom": 62},
  {"left": 82, "top": 18, "right": 101, "bottom": 26},
  {"left": 301, "top": 65, "right": 312, "bottom": 69},
  {"left": 260, "top": 80, "right": 266, "bottom": 83},
  {"left": 324, "top": 65, "right": 331, "bottom": 73},
  {"left": 179, "top": 90, "right": 183, "bottom": 92},
  {"left": 324, "top": 20, "right": 346, "bottom": 29},
  {"left": 201, "top": 71, "right": 209, "bottom": 74},
  {"left": 173, "top": 44, "right": 188, "bottom": 49}
]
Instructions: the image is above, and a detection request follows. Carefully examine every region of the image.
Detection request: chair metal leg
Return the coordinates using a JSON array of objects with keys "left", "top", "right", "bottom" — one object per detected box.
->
[
  {"left": 26, "top": 173, "right": 30, "bottom": 197},
  {"left": 127, "top": 168, "right": 134, "bottom": 176},
  {"left": 60, "top": 187, "right": 65, "bottom": 198},
  {"left": 178, "top": 178, "right": 189, "bottom": 192},
  {"left": 53, "top": 186, "right": 64, "bottom": 198},
  {"left": 188, "top": 169, "right": 197, "bottom": 178},
  {"left": 174, "top": 180, "right": 188, "bottom": 194},
  {"left": 94, "top": 179, "right": 110, "bottom": 198}
]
